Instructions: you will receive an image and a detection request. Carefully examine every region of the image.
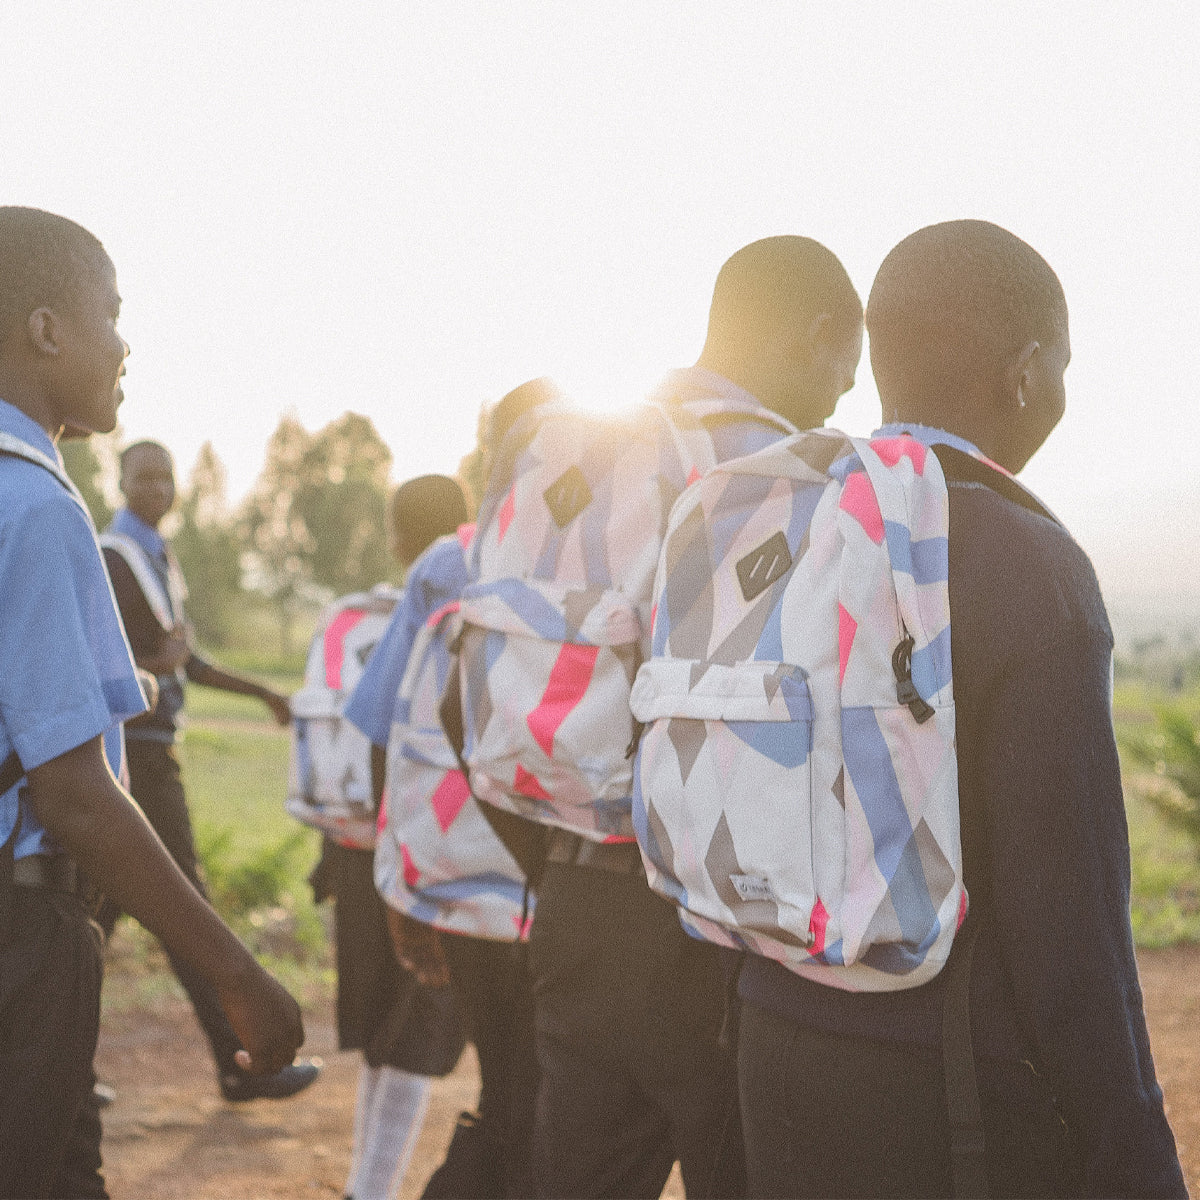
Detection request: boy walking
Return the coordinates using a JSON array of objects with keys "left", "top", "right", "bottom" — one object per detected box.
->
[
  {"left": 100, "top": 438, "right": 318, "bottom": 1101},
  {"left": 0, "top": 206, "right": 305, "bottom": 1198},
  {"left": 735, "top": 220, "right": 1186, "bottom": 1198}
]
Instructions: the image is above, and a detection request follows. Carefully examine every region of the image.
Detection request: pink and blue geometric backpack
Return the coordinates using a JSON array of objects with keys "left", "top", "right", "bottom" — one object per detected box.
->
[
  {"left": 374, "top": 549, "right": 531, "bottom": 941},
  {"left": 630, "top": 430, "right": 966, "bottom": 991},
  {"left": 455, "top": 397, "right": 795, "bottom": 843},
  {"left": 287, "top": 587, "right": 400, "bottom": 849}
]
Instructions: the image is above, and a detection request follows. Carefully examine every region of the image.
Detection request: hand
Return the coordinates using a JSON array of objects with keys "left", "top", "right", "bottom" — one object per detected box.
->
[
  {"left": 160, "top": 623, "right": 191, "bottom": 671},
  {"left": 386, "top": 906, "right": 450, "bottom": 988},
  {"left": 262, "top": 691, "right": 292, "bottom": 726},
  {"left": 216, "top": 959, "right": 306, "bottom": 1076}
]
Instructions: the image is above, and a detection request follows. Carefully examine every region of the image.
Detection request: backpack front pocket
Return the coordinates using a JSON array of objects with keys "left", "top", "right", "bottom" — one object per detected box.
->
[{"left": 631, "top": 659, "right": 819, "bottom": 955}]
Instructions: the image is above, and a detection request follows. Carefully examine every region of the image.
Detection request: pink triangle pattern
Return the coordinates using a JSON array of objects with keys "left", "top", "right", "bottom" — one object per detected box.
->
[
  {"left": 686, "top": 465, "right": 702, "bottom": 486},
  {"left": 870, "top": 435, "right": 926, "bottom": 475},
  {"left": 526, "top": 643, "right": 600, "bottom": 757},
  {"left": 426, "top": 599, "right": 461, "bottom": 628},
  {"left": 808, "top": 897, "right": 829, "bottom": 956},
  {"left": 497, "top": 485, "right": 516, "bottom": 542},
  {"left": 323, "top": 608, "right": 366, "bottom": 688},
  {"left": 430, "top": 768, "right": 471, "bottom": 833},
  {"left": 838, "top": 604, "right": 857, "bottom": 684},
  {"left": 400, "top": 843, "right": 421, "bottom": 888},
  {"left": 514, "top": 764, "right": 553, "bottom": 802},
  {"left": 838, "top": 472, "right": 884, "bottom": 544},
  {"left": 456, "top": 521, "right": 477, "bottom": 549},
  {"left": 511, "top": 912, "right": 534, "bottom": 940}
]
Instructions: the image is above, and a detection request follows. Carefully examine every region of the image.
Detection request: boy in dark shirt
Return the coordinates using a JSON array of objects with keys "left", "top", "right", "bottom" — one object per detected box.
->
[
  {"left": 99, "top": 440, "right": 317, "bottom": 1101},
  {"left": 736, "top": 220, "right": 1186, "bottom": 1198}
]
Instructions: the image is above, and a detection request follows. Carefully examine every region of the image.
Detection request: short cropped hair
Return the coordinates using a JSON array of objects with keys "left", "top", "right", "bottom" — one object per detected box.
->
[
  {"left": 391, "top": 474, "right": 469, "bottom": 561},
  {"left": 0, "top": 207, "right": 108, "bottom": 347},
  {"left": 119, "top": 440, "right": 172, "bottom": 475},
  {"left": 706, "top": 236, "right": 862, "bottom": 351},
  {"left": 866, "top": 220, "right": 1066, "bottom": 399}
]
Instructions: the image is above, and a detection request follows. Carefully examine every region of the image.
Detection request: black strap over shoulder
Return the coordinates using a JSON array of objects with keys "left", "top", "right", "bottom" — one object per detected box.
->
[
  {"left": 931, "top": 444, "right": 1060, "bottom": 527},
  {"left": 942, "top": 917, "right": 988, "bottom": 1198},
  {"left": 437, "top": 655, "right": 549, "bottom": 890}
]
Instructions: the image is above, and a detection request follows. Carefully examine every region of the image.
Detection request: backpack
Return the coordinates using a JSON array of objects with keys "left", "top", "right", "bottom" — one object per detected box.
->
[
  {"left": 630, "top": 430, "right": 964, "bottom": 991},
  {"left": 375, "top": 585, "right": 530, "bottom": 942},
  {"left": 287, "top": 586, "right": 400, "bottom": 848},
  {"left": 455, "top": 396, "right": 794, "bottom": 842}
]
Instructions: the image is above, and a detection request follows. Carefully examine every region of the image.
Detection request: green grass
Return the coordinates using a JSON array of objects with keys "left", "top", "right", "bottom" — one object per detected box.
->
[
  {"left": 104, "top": 674, "right": 336, "bottom": 1017},
  {"left": 1113, "top": 683, "right": 1200, "bottom": 946}
]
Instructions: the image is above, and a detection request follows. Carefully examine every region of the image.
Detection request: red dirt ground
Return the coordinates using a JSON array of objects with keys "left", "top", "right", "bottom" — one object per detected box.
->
[{"left": 94, "top": 945, "right": 1199, "bottom": 1199}]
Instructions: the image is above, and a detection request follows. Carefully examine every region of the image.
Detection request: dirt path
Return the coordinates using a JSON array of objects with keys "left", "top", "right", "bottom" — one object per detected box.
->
[{"left": 95, "top": 946, "right": 1199, "bottom": 1198}]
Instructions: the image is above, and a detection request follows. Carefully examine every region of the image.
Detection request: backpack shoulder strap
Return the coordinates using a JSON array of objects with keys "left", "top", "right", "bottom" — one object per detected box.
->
[
  {"left": 931, "top": 443, "right": 1061, "bottom": 527},
  {"left": 98, "top": 531, "right": 176, "bottom": 631},
  {"left": 0, "top": 431, "right": 91, "bottom": 517}
]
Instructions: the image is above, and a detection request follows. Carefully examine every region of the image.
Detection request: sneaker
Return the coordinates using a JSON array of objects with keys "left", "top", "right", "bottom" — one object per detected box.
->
[{"left": 219, "top": 1058, "right": 322, "bottom": 1102}]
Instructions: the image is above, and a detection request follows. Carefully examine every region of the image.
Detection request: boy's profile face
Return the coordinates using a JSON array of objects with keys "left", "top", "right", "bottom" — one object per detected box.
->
[{"left": 49, "top": 252, "right": 129, "bottom": 435}]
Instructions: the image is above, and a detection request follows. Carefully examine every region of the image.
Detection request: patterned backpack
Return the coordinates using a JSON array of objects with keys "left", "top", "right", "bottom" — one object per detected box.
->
[
  {"left": 287, "top": 586, "right": 400, "bottom": 848},
  {"left": 375, "top": 546, "right": 531, "bottom": 941},
  {"left": 455, "top": 396, "right": 794, "bottom": 842},
  {"left": 630, "top": 430, "right": 964, "bottom": 991}
]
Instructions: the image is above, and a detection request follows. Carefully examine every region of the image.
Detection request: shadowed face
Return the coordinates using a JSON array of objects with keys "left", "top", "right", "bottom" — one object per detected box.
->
[
  {"left": 121, "top": 443, "right": 176, "bottom": 528},
  {"left": 51, "top": 253, "right": 130, "bottom": 435}
]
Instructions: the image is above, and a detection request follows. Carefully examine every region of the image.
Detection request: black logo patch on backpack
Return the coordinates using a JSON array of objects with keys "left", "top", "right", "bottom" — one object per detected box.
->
[
  {"left": 544, "top": 466, "right": 593, "bottom": 528},
  {"left": 736, "top": 531, "right": 792, "bottom": 601}
]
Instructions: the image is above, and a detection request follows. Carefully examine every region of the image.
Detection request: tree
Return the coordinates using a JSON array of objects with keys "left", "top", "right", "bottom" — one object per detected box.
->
[
  {"left": 172, "top": 442, "right": 243, "bottom": 648},
  {"left": 292, "top": 412, "right": 394, "bottom": 596},
  {"left": 239, "top": 412, "right": 394, "bottom": 653}
]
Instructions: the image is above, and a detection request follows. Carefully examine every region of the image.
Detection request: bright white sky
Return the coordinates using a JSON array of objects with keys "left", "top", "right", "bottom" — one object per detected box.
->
[{"left": 2, "top": 3, "right": 1197, "bottom": 611}]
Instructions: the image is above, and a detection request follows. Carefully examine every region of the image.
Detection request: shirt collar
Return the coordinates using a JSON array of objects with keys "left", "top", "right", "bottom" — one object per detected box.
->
[
  {"left": 873, "top": 421, "right": 984, "bottom": 459},
  {"left": 111, "top": 506, "right": 168, "bottom": 561},
  {"left": 0, "top": 398, "right": 62, "bottom": 465}
]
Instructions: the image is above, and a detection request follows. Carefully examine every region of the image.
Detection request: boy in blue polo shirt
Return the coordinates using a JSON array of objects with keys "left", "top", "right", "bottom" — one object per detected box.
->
[{"left": 0, "top": 206, "right": 305, "bottom": 1199}]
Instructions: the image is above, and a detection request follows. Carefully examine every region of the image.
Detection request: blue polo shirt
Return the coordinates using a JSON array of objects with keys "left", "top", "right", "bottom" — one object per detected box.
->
[
  {"left": 0, "top": 400, "right": 147, "bottom": 860},
  {"left": 345, "top": 534, "right": 470, "bottom": 750}
]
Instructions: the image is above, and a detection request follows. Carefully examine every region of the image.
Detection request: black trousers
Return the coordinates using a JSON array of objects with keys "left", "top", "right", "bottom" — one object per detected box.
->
[
  {"left": 320, "top": 841, "right": 466, "bottom": 1076},
  {"left": 428, "top": 931, "right": 540, "bottom": 1200},
  {"left": 0, "top": 887, "right": 106, "bottom": 1199},
  {"left": 100, "top": 739, "right": 243, "bottom": 1075},
  {"left": 526, "top": 863, "right": 744, "bottom": 1200},
  {"left": 737, "top": 1000, "right": 1084, "bottom": 1199}
]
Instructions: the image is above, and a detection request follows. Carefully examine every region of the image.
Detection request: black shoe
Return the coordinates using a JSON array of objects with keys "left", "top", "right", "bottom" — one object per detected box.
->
[{"left": 219, "top": 1058, "right": 322, "bottom": 1102}]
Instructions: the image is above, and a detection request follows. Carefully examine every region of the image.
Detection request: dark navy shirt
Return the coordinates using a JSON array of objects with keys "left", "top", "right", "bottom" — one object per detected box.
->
[{"left": 739, "top": 436, "right": 1185, "bottom": 1197}]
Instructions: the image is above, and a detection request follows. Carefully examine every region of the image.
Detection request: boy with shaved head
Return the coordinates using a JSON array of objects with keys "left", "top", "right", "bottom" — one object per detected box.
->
[
  {"left": 0, "top": 206, "right": 304, "bottom": 1198},
  {"left": 735, "top": 221, "right": 1185, "bottom": 1198},
  {"left": 517, "top": 238, "right": 863, "bottom": 1199},
  {"left": 99, "top": 440, "right": 319, "bottom": 1103}
]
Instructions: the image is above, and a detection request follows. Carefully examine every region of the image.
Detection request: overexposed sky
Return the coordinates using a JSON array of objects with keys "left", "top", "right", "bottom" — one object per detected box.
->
[{"left": 2, "top": 2, "right": 1198, "bottom": 606}]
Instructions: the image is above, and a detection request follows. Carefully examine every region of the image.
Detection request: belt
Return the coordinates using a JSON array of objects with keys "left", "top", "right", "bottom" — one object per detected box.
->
[
  {"left": 545, "top": 828, "right": 644, "bottom": 875},
  {"left": 13, "top": 854, "right": 79, "bottom": 892}
]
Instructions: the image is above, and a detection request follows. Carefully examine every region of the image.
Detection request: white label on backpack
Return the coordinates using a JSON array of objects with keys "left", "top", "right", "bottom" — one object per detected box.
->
[{"left": 730, "top": 873, "right": 777, "bottom": 903}]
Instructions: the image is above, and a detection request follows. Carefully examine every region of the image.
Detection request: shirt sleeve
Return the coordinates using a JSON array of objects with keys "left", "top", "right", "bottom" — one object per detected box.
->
[
  {"left": 344, "top": 589, "right": 426, "bottom": 749},
  {"left": 0, "top": 492, "right": 147, "bottom": 771},
  {"left": 976, "top": 623, "right": 1186, "bottom": 1198}
]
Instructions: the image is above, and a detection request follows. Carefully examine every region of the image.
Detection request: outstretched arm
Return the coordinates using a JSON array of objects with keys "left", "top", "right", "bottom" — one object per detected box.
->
[
  {"left": 27, "top": 736, "right": 304, "bottom": 1074},
  {"left": 185, "top": 653, "right": 291, "bottom": 725}
]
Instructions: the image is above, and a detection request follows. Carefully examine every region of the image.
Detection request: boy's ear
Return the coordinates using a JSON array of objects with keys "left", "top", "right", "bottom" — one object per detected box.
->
[
  {"left": 26, "top": 307, "right": 63, "bottom": 357},
  {"left": 1004, "top": 340, "right": 1040, "bottom": 414}
]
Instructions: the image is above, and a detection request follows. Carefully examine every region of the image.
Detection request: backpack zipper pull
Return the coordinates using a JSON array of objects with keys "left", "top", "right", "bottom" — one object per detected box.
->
[{"left": 892, "top": 634, "right": 935, "bottom": 724}]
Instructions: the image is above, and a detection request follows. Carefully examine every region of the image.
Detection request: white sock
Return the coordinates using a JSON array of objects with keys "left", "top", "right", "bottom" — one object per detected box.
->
[
  {"left": 351, "top": 1066, "right": 431, "bottom": 1200},
  {"left": 346, "top": 1063, "right": 381, "bottom": 1195}
]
